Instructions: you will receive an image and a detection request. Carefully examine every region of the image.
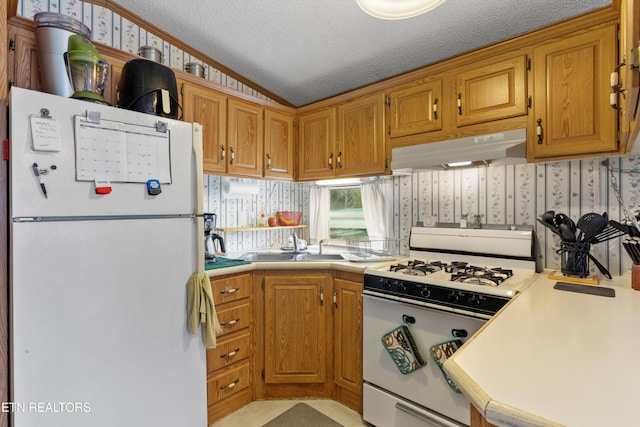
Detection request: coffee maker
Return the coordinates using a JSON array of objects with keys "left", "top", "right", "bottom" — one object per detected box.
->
[{"left": 204, "top": 213, "right": 225, "bottom": 263}]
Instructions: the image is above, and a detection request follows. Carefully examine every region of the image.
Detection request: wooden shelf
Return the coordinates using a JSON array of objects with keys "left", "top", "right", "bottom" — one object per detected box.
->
[{"left": 215, "top": 225, "right": 308, "bottom": 241}]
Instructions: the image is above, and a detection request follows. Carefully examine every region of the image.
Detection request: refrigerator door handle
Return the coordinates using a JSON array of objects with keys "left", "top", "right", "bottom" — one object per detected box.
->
[{"left": 192, "top": 123, "right": 205, "bottom": 273}]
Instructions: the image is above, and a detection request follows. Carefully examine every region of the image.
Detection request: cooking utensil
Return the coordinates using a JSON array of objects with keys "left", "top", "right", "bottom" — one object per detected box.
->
[
  {"left": 587, "top": 253, "right": 612, "bottom": 279},
  {"left": 537, "top": 218, "right": 561, "bottom": 236},
  {"left": 541, "top": 210, "right": 555, "bottom": 226},
  {"left": 590, "top": 225, "right": 625, "bottom": 244},
  {"left": 538, "top": 210, "right": 560, "bottom": 236},
  {"left": 559, "top": 223, "right": 576, "bottom": 242},
  {"left": 554, "top": 213, "right": 570, "bottom": 229},
  {"left": 577, "top": 212, "right": 608, "bottom": 243}
]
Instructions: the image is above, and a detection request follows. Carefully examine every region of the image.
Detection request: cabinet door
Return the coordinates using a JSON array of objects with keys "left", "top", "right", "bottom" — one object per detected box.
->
[
  {"left": 531, "top": 25, "right": 617, "bottom": 159},
  {"left": 101, "top": 55, "right": 124, "bottom": 107},
  {"left": 182, "top": 82, "right": 227, "bottom": 173},
  {"left": 388, "top": 79, "right": 442, "bottom": 137},
  {"left": 619, "top": 0, "right": 640, "bottom": 149},
  {"left": 228, "top": 98, "right": 264, "bottom": 178},
  {"left": 263, "top": 274, "right": 330, "bottom": 384},
  {"left": 8, "top": 24, "right": 43, "bottom": 91},
  {"left": 338, "top": 92, "right": 387, "bottom": 176},
  {"left": 333, "top": 278, "right": 362, "bottom": 395},
  {"left": 298, "top": 107, "right": 337, "bottom": 181},
  {"left": 470, "top": 404, "right": 498, "bottom": 427},
  {"left": 264, "top": 109, "right": 295, "bottom": 180},
  {"left": 455, "top": 55, "right": 528, "bottom": 127}
]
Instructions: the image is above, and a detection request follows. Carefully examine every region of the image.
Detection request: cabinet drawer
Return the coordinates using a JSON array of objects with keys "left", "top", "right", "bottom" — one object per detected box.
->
[
  {"left": 207, "top": 332, "right": 251, "bottom": 373},
  {"left": 217, "top": 300, "right": 252, "bottom": 337},
  {"left": 207, "top": 362, "right": 250, "bottom": 403},
  {"left": 211, "top": 273, "right": 251, "bottom": 305}
]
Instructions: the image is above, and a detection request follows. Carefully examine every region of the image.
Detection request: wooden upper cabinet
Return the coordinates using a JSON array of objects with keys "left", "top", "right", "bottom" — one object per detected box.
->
[
  {"left": 264, "top": 109, "right": 295, "bottom": 180},
  {"left": 298, "top": 107, "right": 337, "bottom": 180},
  {"left": 388, "top": 78, "right": 442, "bottom": 138},
  {"left": 102, "top": 55, "right": 124, "bottom": 107},
  {"left": 455, "top": 55, "right": 528, "bottom": 127},
  {"left": 227, "top": 98, "right": 264, "bottom": 178},
  {"left": 181, "top": 82, "right": 227, "bottom": 174},
  {"left": 8, "top": 24, "right": 43, "bottom": 92},
  {"left": 337, "top": 92, "right": 387, "bottom": 177},
  {"left": 530, "top": 24, "right": 618, "bottom": 160},
  {"left": 619, "top": 0, "right": 640, "bottom": 150}
]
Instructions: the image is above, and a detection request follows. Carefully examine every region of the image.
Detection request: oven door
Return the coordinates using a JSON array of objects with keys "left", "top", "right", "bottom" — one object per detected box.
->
[{"left": 363, "top": 293, "right": 485, "bottom": 426}]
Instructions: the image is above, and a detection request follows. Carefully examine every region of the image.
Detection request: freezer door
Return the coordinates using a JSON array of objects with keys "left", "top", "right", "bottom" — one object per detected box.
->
[
  {"left": 9, "top": 87, "right": 201, "bottom": 218},
  {"left": 10, "top": 218, "right": 206, "bottom": 427}
]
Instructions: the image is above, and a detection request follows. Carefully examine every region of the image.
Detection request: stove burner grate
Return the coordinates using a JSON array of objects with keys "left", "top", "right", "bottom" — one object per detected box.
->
[
  {"left": 389, "top": 259, "right": 444, "bottom": 276},
  {"left": 450, "top": 266, "right": 513, "bottom": 286}
]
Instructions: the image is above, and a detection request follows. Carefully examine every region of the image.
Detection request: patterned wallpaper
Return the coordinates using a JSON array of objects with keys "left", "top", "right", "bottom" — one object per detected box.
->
[
  {"left": 203, "top": 176, "right": 309, "bottom": 254},
  {"left": 392, "top": 155, "right": 640, "bottom": 277},
  {"left": 19, "top": 0, "right": 640, "bottom": 277},
  {"left": 17, "top": 0, "right": 272, "bottom": 100}
]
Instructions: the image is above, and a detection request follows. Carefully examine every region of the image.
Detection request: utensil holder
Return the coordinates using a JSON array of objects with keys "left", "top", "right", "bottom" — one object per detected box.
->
[{"left": 560, "top": 241, "right": 590, "bottom": 278}]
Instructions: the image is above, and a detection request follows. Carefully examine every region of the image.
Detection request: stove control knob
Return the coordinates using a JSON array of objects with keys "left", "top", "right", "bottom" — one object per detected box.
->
[
  {"left": 470, "top": 294, "right": 485, "bottom": 305},
  {"left": 383, "top": 279, "right": 393, "bottom": 290},
  {"left": 419, "top": 286, "right": 430, "bottom": 298},
  {"left": 398, "top": 282, "right": 407, "bottom": 292},
  {"left": 448, "top": 291, "right": 460, "bottom": 303}
]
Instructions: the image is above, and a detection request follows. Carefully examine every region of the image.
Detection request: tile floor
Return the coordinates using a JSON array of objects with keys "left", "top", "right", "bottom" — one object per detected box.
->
[{"left": 210, "top": 399, "right": 370, "bottom": 427}]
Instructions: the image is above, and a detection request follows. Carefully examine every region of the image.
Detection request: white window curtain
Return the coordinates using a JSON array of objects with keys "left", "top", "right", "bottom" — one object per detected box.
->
[
  {"left": 361, "top": 178, "right": 395, "bottom": 249},
  {"left": 309, "top": 185, "right": 330, "bottom": 243}
]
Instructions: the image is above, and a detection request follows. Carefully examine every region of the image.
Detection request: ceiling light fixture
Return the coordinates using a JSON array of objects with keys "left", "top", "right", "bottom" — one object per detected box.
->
[{"left": 356, "top": 0, "right": 445, "bottom": 20}]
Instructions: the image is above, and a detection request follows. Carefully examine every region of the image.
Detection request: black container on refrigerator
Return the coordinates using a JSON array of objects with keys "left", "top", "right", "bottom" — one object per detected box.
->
[{"left": 117, "top": 58, "right": 179, "bottom": 119}]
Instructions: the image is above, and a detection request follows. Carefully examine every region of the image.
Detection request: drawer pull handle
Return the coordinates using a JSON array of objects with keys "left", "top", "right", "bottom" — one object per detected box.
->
[
  {"left": 221, "top": 287, "right": 239, "bottom": 296},
  {"left": 221, "top": 318, "right": 240, "bottom": 326},
  {"left": 220, "top": 348, "right": 240, "bottom": 358},
  {"left": 220, "top": 379, "right": 239, "bottom": 390}
]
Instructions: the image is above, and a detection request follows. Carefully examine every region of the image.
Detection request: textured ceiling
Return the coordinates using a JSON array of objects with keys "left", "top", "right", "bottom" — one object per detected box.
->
[{"left": 111, "top": 0, "right": 612, "bottom": 107}]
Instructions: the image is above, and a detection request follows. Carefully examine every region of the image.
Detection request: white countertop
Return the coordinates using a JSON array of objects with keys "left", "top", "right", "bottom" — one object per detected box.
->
[{"left": 445, "top": 271, "right": 640, "bottom": 427}]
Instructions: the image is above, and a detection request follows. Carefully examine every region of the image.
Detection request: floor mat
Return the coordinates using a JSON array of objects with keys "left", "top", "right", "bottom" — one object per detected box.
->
[{"left": 262, "top": 403, "right": 343, "bottom": 427}]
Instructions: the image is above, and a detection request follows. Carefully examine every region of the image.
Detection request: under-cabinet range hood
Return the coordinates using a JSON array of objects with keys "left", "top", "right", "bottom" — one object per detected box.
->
[{"left": 391, "top": 128, "right": 527, "bottom": 172}]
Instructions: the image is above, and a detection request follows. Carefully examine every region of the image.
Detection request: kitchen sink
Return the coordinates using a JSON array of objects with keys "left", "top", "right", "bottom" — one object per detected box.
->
[
  {"left": 239, "top": 253, "right": 296, "bottom": 262},
  {"left": 293, "top": 253, "right": 345, "bottom": 261},
  {"left": 239, "top": 252, "right": 345, "bottom": 262}
]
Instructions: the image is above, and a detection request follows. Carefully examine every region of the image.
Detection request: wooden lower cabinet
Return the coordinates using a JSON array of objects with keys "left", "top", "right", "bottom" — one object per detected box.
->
[
  {"left": 206, "top": 273, "right": 253, "bottom": 425},
  {"left": 211, "top": 269, "right": 365, "bottom": 421},
  {"left": 252, "top": 270, "right": 364, "bottom": 412},
  {"left": 333, "top": 272, "right": 363, "bottom": 413},
  {"left": 262, "top": 271, "right": 332, "bottom": 397},
  {"left": 470, "top": 404, "right": 498, "bottom": 427}
]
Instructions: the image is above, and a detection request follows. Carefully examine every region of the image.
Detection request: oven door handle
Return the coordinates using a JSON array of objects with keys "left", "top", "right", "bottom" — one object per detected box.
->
[{"left": 395, "top": 402, "right": 464, "bottom": 427}]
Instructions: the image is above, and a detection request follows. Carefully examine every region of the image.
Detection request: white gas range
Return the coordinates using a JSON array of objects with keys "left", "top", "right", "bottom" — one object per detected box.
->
[{"left": 362, "top": 226, "right": 540, "bottom": 427}]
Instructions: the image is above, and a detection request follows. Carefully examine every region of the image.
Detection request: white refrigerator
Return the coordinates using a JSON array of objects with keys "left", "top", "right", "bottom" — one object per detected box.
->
[{"left": 8, "top": 87, "right": 208, "bottom": 426}]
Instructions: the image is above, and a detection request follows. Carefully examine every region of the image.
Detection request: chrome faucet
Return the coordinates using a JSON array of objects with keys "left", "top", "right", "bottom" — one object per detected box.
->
[
  {"left": 291, "top": 230, "right": 299, "bottom": 253},
  {"left": 319, "top": 239, "right": 324, "bottom": 254}
]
